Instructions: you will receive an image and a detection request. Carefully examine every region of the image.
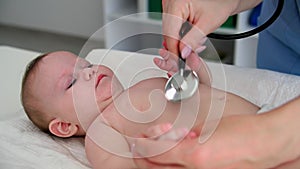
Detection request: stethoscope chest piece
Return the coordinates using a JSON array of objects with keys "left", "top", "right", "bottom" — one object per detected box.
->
[
  {"left": 164, "top": 21, "right": 199, "bottom": 102},
  {"left": 165, "top": 69, "right": 199, "bottom": 102}
]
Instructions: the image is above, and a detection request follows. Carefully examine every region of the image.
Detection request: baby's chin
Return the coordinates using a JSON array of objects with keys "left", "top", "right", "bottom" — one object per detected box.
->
[{"left": 95, "top": 85, "right": 124, "bottom": 112}]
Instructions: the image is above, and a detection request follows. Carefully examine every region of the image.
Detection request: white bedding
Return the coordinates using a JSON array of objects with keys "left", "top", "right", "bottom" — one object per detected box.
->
[{"left": 1, "top": 46, "right": 300, "bottom": 168}]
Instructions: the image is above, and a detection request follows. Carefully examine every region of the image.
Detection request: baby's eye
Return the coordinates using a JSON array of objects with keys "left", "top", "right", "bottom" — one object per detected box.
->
[
  {"left": 66, "top": 78, "right": 77, "bottom": 89},
  {"left": 87, "top": 64, "right": 93, "bottom": 68}
]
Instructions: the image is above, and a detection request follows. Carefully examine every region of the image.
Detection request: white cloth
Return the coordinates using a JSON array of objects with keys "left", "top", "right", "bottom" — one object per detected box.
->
[{"left": 1, "top": 47, "right": 300, "bottom": 168}]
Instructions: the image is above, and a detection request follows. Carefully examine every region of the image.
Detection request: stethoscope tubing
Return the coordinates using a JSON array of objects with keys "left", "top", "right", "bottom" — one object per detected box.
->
[{"left": 208, "top": 0, "right": 284, "bottom": 40}]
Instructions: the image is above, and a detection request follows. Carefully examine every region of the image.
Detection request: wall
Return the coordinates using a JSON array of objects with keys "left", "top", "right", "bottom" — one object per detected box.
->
[{"left": 0, "top": 0, "right": 104, "bottom": 40}]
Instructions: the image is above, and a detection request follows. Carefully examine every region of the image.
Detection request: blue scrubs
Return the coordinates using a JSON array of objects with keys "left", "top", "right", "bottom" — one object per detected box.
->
[{"left": 257, "top": 0, "right": 300, "bottom": 75}]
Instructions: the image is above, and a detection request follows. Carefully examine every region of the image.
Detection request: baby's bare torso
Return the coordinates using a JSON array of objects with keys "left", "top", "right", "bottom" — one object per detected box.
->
[{"left": 100, "top": 77, "right": 259, "bottom": 136}]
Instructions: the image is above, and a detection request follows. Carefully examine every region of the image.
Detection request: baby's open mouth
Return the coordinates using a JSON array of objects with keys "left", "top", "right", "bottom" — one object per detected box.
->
[{"left": 95, "top": 74, "right": 106, "bottom": 88}]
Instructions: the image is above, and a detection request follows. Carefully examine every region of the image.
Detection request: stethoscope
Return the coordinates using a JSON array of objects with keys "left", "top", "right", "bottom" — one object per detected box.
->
[{"left": 165, "top": 0, "right": 284, "bottom": 102}]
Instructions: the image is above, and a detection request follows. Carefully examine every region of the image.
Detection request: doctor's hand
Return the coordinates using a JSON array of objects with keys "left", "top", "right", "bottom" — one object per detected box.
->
[
  {"left": 133, "top": 114, "right": 298, "bottom": 169},
  {"left": 161, "top": 0, "right": 234, "bottom": 58},
  {"left": 162, "top": 0, "right": 262, "bottom": 58}
]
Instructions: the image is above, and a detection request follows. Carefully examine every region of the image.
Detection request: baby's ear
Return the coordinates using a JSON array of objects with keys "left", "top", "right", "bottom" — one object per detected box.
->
[{"left": 49, "top": 118, "right": 78, "bottom": 138}]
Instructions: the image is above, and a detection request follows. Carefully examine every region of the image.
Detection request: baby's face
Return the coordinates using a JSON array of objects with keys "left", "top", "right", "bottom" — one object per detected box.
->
[{"left": 34, "top": 51, "right": 124, "bottom": 131}]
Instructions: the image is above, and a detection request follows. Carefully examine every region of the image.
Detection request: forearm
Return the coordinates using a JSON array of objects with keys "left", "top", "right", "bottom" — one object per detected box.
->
[{"left": 260, "top": 96, "right": 300, "bottom": 167}]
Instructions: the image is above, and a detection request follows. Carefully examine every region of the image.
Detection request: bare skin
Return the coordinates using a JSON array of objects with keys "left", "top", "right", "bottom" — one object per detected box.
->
[
  {"left": 85, "top": 77, "right": 259, "bottom": 169},
  {"left": 30, "top": 51, "right": 259, "bottom": 169}
]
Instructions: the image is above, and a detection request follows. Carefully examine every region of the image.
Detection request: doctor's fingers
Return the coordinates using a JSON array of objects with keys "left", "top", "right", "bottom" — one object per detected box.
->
[
  {"left": 140, "top": 123, "right": 173, "bottom": 138},
  {"left": 162, "top": 0, "right": 192, "bottom": 56},
  {"left": 179, "top": 25, "right": 208, "bottom": 59},
  {"left": 133, "top": 138, "right": 198, "bottom": 167}
]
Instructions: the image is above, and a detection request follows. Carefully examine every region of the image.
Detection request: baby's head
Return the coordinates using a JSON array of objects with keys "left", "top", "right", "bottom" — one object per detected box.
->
[{"left": 21, "top": 51, "right": 123, "bottom": 137}]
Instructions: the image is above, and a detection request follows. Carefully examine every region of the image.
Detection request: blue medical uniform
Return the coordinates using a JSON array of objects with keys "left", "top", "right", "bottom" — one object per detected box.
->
[{"left": 257, "top": 0, "right": 300, "bottom": 75}]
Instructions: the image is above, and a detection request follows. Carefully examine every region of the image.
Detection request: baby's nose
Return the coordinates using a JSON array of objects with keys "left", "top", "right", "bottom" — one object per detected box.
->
[
  {"left": 82, "top": 65, "right": 98, "bottom": 80},
  {"left": 90, "top": 65, "right": 99, "bottom": 73}
]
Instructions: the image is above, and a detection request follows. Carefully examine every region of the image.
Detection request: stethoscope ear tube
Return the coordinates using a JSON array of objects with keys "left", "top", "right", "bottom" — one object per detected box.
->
[{"left": 208, "top": 0, "right": 284, "bottom": 40}]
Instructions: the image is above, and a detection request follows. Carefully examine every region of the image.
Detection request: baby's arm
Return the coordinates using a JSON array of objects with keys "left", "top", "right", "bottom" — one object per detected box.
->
[{"left": 85, "top": 119, "right": 137, "bottom": 169}]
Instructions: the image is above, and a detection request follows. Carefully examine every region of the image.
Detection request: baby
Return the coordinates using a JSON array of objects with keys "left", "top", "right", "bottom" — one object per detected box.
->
[{"left": 21, "top": 51, "right": 259, "bottom": 169}]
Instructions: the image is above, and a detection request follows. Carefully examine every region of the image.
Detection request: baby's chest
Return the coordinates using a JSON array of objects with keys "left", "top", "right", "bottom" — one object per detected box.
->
[
  {"left": 120, "top": 78, "right": 168, "bottom": 112},
  {"left": 116, "top": 85, "right": 168, "bottom": 115}
]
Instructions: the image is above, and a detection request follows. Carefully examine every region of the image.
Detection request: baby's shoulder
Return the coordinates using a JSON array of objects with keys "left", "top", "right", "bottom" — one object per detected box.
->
[
  {"left": 85, "top": 115, "right": 129, "bottom": 149},
  {"left": 85, "top": 116, "right": 132, "bottom": 168}
]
